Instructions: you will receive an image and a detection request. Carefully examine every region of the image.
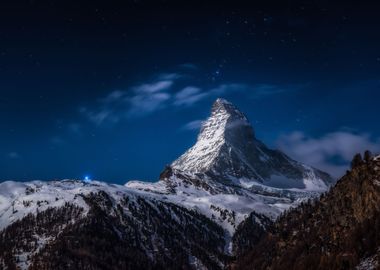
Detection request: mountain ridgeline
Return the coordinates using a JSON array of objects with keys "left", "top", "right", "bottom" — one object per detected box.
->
[{"left": 2, "top": 99, "right": 378, "bottom": 269}]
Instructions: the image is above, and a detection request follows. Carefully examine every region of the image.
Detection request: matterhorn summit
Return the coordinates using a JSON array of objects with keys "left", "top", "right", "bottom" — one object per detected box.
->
[
  {"left": 171, "top": 98, "right": 333, "bottom": 190},
  {"left": 172, "top": 98, "right": 254, "bottom": 175}
]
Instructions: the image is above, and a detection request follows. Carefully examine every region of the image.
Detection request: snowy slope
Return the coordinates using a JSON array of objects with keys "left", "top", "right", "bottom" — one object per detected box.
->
[
  {"left": 0, "top": 179, "right": 189, "bottom": 232},
  {"left": 0, "top": 180, "right": 228, "bottom": 269},
  {"left": 0, "top": 180, "right": 88, "bottom": 230}
]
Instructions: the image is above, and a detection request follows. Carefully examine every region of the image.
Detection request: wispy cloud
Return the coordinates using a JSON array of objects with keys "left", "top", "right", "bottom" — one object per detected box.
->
[
  {"left": 182, "top": 119, "right": 205, "bottom": 131},
  {"left": 174, "top": 83, "right": 247, "bottom": 107},
  {"left": 81, "top": 78, "right": 174, "bottom": 125},
  {"left": 128, "top": 92, "right": 171, "bottom": 116},
  {"left": 132, "top": 80, "right": 173, "bottom": 94},
  {"left": 248, "top": 83, "right": 306, "bottom": 99},
  {"left": 210, "top": 83, "right": 248, "bottom": 94},
  {"left": 81, "top": 78, "right": 248, "bottom": 126},
  {"left": 80, "top": 106, "right": 115, "bottom": 126},
  {"left": 157, "top": 73, "right": 184, "bottom": 80},
  {"left": 127, "top": 79, "right": 173, "bottom": 116},
  {"left": 174, "top": 86, "right": 206, "bottom": 106},
  {"left": 277, "top": 131, "right": 380, "bottom": 178},
  {"left": 251, "top": 84, "right": 285, "bottom": 98},
  {"left": 80, "top": 65, "right": 300, "bottom": 126}
]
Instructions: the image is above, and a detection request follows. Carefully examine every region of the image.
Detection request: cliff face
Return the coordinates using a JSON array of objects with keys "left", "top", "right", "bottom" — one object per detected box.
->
[{"left": 233, "top": 155, "right": 380, "bottom": 270}]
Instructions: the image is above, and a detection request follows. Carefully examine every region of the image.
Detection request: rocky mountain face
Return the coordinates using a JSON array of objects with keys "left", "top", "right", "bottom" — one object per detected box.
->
[
  {"left": 232, "top": 154, "right": 380, "bottom": 270},
  {"left": 0, "top": 98, "right": 335, "bottom": 269}
]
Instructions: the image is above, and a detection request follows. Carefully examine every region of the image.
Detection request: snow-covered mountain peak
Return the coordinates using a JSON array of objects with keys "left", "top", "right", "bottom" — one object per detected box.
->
[
  {"left": 211, "top": 98, "right": 254, "bottom": 137},
  {"left": 171, "top": 98, "right": 333, "bottom": 190},
  {"left": 213, "top": 97, "right": 231, "bottom": 105},
  {"left": 172, "top": 98, "right": 255, "bottom": 173},
  {"left": 211, "top": 98, "right": 244, "bottom": 117}
]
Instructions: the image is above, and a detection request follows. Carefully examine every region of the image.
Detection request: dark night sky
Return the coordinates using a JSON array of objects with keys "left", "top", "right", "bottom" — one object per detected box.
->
[{"left": 1, "top": 0, "right": 380, "bottom": 183}]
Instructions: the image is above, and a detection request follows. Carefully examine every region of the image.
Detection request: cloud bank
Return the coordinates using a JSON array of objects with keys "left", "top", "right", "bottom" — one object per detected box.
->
[{"left": 277, "top": 131, "right": 380, "bottom": 178}]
